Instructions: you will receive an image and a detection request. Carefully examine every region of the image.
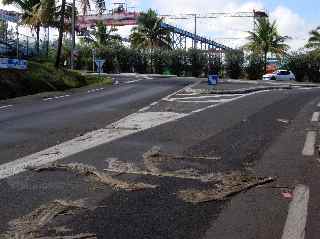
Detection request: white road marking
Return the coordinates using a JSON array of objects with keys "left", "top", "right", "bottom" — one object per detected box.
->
[
  {"left": 311, "top": 112, "right": 320, "bottom": 122},
  {"left": 125, "top": 79, "right": 144, "bottom": 84},
  {"left": 176, "top": 93, "right": 199, "bottom": 96},
  {"left": 0, "top": 105, "right": 13, "bottom": 110},
  {"left": 0, "top": 82, "right": 263, "bottom": 180},
  {"left": 87, "top": 88, "right": 104, "bottom": 93},
  {"left": 43, "top": 95, "right": 71, "bottom": 101},
  {"left": 0, "top": 111, "right": 187, "bottom": 180},
  {"left": 171, "top": 94, "right": 243, "bottom": 101},
  {"left": 281, "top": 184, "right": 309, "bottom": 239},
  {"left": 317, "top": 102, "right": 320, "bottom": 107},
  {"left": 175, "top": 99, "right": 234, "bottom": 103},
  {"left": 302, "top": 131, "right": 317, "bottom": 156},
  {"left": 142, "top": 76, "right": 153, "bottom": 80}
]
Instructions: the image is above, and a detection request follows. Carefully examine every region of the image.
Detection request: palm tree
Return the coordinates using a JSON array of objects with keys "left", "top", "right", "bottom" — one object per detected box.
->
[
  {"left": 130, "top": 9, "right": 171, "bottom": 49},
  {"left": 54, "top": 0, "right": 66, "bottom": 67},
  {"left": 54, "top": 0, "right": 103, "bottom": 67},
  {"left": 245, "top": 17, "right": 290, "bottom": 73},
  {"left": 3, "top": 0, "right": 39, "bottom": 53},
  {"left": 306, "top": 26, "right": 320, "bottom": 49},
  {"left": 2, "top": 0, "right": 55, "bottom": 54}
]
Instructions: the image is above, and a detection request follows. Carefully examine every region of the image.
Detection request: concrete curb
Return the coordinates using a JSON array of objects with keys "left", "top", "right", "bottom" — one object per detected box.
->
[{"left": 187, "top": 85, "right": 293, "bottom": 95}]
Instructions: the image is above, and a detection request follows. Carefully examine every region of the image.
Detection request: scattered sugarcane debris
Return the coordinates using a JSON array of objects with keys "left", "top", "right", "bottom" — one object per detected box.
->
[
  {"left": 28, "top": 163, "right": 158, "bottom": 191},
  {"left": 1, "top": 200, "right": 95, "bottom": 239},
  {"left": 177, "top": 171, "right": 276, "bottom": 203}
]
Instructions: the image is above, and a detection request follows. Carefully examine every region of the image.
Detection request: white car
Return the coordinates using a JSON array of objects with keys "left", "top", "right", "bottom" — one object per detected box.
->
[{"left": 262, "top": 70, "right": 296, "bottom": 81}]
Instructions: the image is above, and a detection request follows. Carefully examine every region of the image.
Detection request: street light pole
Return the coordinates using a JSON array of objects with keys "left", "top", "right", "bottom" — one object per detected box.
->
[
  {"left": 194, "top": 14, "right": 197, "bottom": 49},
  {"left": 71, "top": 0, "right": 75, "bottom": 69}
]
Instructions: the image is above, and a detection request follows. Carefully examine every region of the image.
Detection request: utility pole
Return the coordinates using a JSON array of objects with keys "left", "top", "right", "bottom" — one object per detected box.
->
[
  {"left": 71, "top": 0, "right": 75, "bottom": 69},
  {"left": 194, "top": 14, "right": 197, "bottom": 49},
  {"left": 16, "top": 23, "right": 19, "bottom": 59}
]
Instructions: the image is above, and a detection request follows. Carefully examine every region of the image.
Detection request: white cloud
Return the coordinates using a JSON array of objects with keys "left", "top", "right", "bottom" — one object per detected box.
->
[
  {"left": 270, "top": 6, "right": 313, "bottom": 50},
  {"left": 147, "top": 0, "right": 312, "bottom": 50},
  {"left": 0, "top": 0, "right": 313, "bottom": 50}
]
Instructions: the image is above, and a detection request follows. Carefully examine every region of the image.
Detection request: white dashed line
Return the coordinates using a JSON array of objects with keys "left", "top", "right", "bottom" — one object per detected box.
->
[
  {"left": 87, "top": 88, "right": 104, "bottom": 93},
  {"left": 0, "top": 105, "right": 13, "bottom": 110},
  {"left": 43, "top": 95, "right": 71, "bottom": 101},
  {"left": 317, "top": 102, "right": 320, "bottom": 107},
  {"left": 281, "top": 184, "right": 309, "bottom": 239},
  {"left": 302, "top": 131, "right": 317, "bottom": 156},
  {"left": 311, "top": 112, "right": 320, "bottom": 122}
]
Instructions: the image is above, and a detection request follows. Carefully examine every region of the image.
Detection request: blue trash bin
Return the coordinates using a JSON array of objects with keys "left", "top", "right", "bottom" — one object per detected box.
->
[{"left": 208, "top": 75, "right": 219, "bottom": 85}]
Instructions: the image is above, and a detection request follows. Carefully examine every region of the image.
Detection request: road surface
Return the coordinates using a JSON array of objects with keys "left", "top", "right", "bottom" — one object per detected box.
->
[{"left": 0, "top": 77, "right": 320, "bottom": 239}]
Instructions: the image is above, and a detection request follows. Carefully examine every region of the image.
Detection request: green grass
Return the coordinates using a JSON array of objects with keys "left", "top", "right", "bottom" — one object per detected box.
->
[{"left": 0, "top": 61, "right": 113, "bottom": 100}]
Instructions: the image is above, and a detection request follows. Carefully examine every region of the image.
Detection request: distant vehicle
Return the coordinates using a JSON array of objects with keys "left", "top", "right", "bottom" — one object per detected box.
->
[{"left": 262, "top": 70, "right": 296, "bottom": 81}]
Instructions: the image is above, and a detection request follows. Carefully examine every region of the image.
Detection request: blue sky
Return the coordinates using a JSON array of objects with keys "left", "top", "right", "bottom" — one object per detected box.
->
[{"left": 262, "top": 0, "right": 319, "bottom": 23}]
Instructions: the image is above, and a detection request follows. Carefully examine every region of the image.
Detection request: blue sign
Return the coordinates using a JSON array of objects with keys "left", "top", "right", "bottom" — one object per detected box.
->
[
  {"left": 0, "top": 58, "right": 27, "bottom": 70},
  {"left": 208, "top": 75, "right": 218, "bottom": 85},
  {"left": 95, "top": 59, "right": 105, "bottom": 73}
]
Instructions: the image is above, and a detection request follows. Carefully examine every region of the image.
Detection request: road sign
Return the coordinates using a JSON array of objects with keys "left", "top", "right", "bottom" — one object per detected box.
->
[
  {"left": 0, "top": 58, "right": 27, "bottom": 70},
  {"left": 95, "top": 59, "right": 105, "bottom": 73},
  {"left": 208, "top": 75, "right": 218, "bottom": 85}
]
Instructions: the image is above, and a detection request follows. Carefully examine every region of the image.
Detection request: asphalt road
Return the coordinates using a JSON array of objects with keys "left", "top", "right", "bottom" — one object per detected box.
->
[
  {"left": 1, "top": 78, "right": 320, "bottom": 239},
  {"left": 0, "top": 77, "right": 190, "bottom": 165}
]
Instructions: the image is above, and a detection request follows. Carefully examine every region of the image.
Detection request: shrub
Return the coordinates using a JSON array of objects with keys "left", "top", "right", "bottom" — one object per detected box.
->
[
  {"left": 169, "top": 49, "right": 187, "bottom": 76},
  {"left": 245, "top": 54, "right": 264, "bottom": 80},
  {"left": 224, "top": 50, "right": 244, "bottom": 79},
  {"left": 208, "top": 55, "right": 222, "bottom": 76},
  {"left": 285, "top": 51, "right": 320, "bottom": 82},
  {"left": 187, "top": 49, "right": 208, "bottom": 77}
]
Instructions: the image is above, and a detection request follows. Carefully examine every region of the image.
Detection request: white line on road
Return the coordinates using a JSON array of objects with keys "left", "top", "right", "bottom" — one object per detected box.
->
[
  {"left": 0, "top": 111, "right": 186, "bottom": 180},
  {"left": 170, "top": 94, "right": 243, "bottom": 101},
  {"left": 302, "top": 131, "right": 317, "bottom": 156},
  {"left": 175, "top": 99, "right": 234, "bottom": 103},
  {"left": 281, "top": 184, "right": 309, "bottom": 239},
  {"left": 43, "top": 95, "right": 71, "bottom": 101},
  {"left": 317, "top": 102, "right": 320, "bottom": 107},
  {"left": 87, "top": 88, "right": 104, "bottom": 93},
  {"left": 311, "top": 112, "right": 320, "bottom": 122},
  {"left": 0, "top": 105, "right": 13, "bottom": 110},
  {"left": 125, "top": 79, "right": 144, "bottom": 84},
  {"left": 0, "top": 83, "right": 264, "bottom": 180}
]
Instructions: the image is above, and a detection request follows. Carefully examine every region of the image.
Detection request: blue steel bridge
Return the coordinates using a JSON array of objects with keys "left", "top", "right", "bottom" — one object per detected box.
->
[{"left": 160, "top": 22, "right": 233, "bottom": 52}]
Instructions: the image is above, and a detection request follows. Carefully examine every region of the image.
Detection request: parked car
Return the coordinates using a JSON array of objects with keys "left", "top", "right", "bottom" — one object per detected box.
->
[{"left": 262, "top": 70, "right": 296, "bottom": 81}]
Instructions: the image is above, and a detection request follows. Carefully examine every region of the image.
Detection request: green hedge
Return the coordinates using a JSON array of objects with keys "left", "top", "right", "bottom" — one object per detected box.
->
[{"left": 75, "top": 46, "right": 213, "bottom": 77}]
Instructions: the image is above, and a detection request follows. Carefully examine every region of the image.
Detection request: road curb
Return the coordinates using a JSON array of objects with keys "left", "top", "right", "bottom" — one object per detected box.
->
[{"left": 186, "top": 85, "right": 293, "bottom": 95}]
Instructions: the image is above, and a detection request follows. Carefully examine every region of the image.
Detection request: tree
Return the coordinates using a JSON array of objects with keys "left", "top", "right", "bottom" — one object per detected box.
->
[
  {"left": 306, "top": 26, "right": 320, "bottom": 50},
  {"left": 54, "top": 0, "right": 66, "bottom": 67},
  {"left": 225, "top": 50, "right": 244, "bottom": 79},
  {"left": 245, "top": 17, "right": 290, "bottom": 73},
  {"left": 245, "top": 53, "right": 265, "bottom": 80},
  {"left": 54, "top": 0, "right": 103, "bottom": 68},
  {"left": 130, "top": 9, "right": 171, "bottom": 49},
  {"left": 94, "top": 21, "right": 122, "bottom": 47},
  {"left": 2, "top": 0, "right": 55, "bottom": 54}
]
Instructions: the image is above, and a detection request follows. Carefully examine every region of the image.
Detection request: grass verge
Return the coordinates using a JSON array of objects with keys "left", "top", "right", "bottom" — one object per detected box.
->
[{"left": 0, "top": 61, "right": 113, "bottom": 100}]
